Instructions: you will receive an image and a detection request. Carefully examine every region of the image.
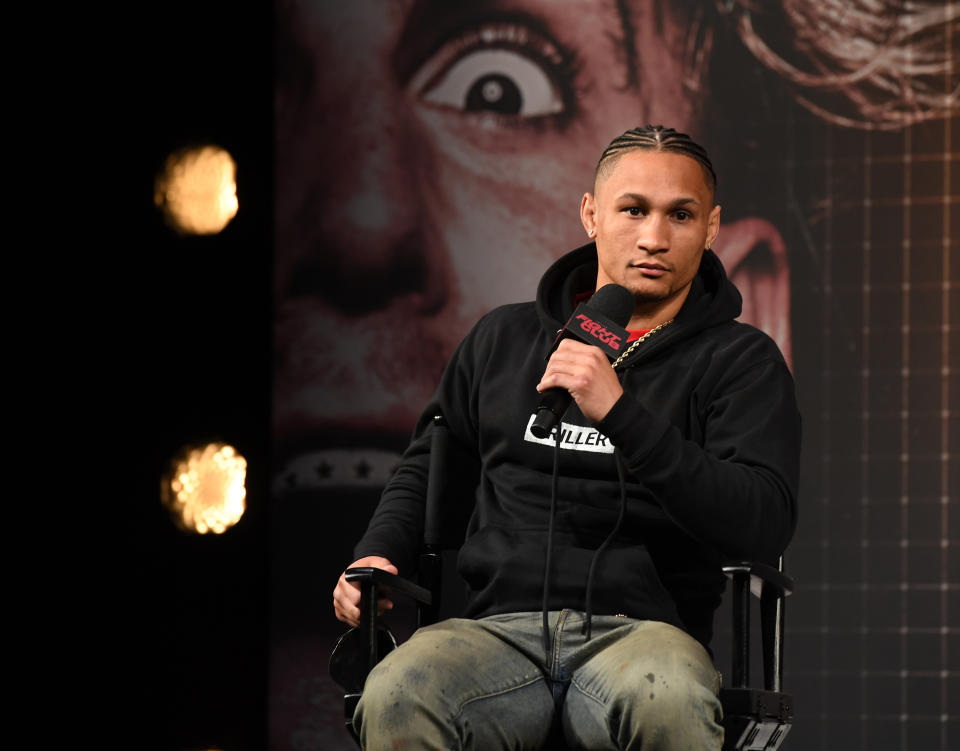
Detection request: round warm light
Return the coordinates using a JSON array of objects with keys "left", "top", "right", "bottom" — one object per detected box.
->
[
  {"left": 154, "top": 145, "right": 238, "bottom": 235},
  {"left": 162, "top": 442, "right": 247, "bottom": 534}
]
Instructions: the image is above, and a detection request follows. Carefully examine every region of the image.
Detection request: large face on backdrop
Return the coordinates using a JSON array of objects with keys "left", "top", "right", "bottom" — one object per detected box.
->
[{"left": 273, "top": 0, "right": 792, "bottom": 491}]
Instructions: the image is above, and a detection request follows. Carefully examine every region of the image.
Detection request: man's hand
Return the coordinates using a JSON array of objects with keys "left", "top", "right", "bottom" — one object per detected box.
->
[
  {"left": 333, "top": 556, "right": 398, "bottom": 627},
  {"left": 536, "top": 339, "right": 623, "bottom": 424}
]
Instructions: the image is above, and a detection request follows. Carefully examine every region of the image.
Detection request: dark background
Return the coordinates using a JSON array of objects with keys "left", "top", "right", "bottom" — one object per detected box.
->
[{"left": 111, "top": 3, "right": 273, "bottom": 749}]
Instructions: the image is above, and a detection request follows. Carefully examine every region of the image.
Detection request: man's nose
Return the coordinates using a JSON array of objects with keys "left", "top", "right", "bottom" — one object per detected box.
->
[{"left": 636, "top": 214, "right": 670, "bottom": 253}]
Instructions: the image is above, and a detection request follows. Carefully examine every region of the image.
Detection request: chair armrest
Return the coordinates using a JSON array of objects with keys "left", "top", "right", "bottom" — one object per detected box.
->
[
  {"left": 331, "top": 568, "right": 434, "bottom": 699},
  {"left": 723, "top": 562, "right": 794, "bottom": 599},
  {"left": 723, "top": 560, "right": 792, "bottom": 693},
  {"left": 344, "top": 566, "right": 433, "bottom": 605}
]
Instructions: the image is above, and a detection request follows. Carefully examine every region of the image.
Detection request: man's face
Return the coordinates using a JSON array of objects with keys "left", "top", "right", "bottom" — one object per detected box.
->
[{"left": 583, "top": 150, "right": 721, "bottom": 323}]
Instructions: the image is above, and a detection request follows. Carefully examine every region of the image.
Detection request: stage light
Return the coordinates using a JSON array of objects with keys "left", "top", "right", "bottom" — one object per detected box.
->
[
  {"left": 162, "top": 442, "right": 247, "bottom": 534},
  {"left": 154, "top": 145, "right": 238, "bottom": 235}
]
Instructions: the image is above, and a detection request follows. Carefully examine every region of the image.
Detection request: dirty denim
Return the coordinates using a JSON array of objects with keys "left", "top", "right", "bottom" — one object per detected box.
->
[{"left": 354, "top": 610, "right": 723, "bottom": 750}]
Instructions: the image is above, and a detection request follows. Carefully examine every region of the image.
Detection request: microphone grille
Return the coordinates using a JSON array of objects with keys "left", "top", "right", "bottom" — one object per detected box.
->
[{"left": 588, "top": 284, "right": 635, "bottom": 327}]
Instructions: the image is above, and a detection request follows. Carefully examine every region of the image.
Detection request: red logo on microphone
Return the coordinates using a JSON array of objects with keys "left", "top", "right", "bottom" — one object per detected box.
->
[{"left": 575, "top": 314, "right": 622, "bottom": 350}]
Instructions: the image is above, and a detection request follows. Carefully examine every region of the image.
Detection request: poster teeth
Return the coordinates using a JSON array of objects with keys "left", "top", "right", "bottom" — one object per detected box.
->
[{"left": 273, "top": 449, "right": 403, "bottom": 493}]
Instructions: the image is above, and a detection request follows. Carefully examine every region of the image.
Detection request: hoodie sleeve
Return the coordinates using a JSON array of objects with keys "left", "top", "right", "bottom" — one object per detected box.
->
[
  {"left": 351, "top": 321, "right": 483, "bottom": 575},
  {"left": 596, "top": 350, "right": 801, "bottom": 563}
]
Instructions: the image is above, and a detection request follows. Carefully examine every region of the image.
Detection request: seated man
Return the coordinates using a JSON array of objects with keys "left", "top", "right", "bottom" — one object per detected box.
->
[{"left": 332, "top": 125, "right": 801, "bottom": 750}]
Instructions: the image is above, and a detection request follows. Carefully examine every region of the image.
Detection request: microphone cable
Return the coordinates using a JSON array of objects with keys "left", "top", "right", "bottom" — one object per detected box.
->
[
  {"left": 541, "top": 425, "right": 562, "bottom": 656},
  {"left": 582, "top": 449, "right": 628, "bottom": 641}
]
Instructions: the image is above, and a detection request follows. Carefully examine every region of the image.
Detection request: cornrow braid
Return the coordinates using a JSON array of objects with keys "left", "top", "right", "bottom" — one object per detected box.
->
[{"left": 594, "top": 125, "right": 717, "bottom": 196}]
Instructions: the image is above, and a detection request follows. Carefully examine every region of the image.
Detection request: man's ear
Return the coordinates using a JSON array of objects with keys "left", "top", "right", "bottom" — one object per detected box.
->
[
  {"left": 580, "top": 192, "right": 597, "bottom": 236},
  {"left": 706, "top": 204, "right": 722, "bottom": 248},
  {"left": 713, "top": 217, "right": 793, "bottom": 369}
]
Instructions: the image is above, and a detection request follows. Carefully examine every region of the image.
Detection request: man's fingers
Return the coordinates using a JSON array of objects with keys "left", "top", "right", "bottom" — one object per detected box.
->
[
  {"left": 333, "top": 576, "right": 360, "bottom": 625},
  {"left": 333, "top": 599, "right": 393, "bottom": 628},
  {"left": 333, "top": 567, "right": 398, "bottom": 627},
  {"left": 535, "top": 339, "right": 624, "bottom": 422},
  {"left": 334, "top": 595, "right": 360, "bottom": 627}
]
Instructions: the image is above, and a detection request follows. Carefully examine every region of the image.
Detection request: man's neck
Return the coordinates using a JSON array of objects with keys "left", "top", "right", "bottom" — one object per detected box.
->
[{"left": 628, "top": 287, "right": 691, "bottom": 330}]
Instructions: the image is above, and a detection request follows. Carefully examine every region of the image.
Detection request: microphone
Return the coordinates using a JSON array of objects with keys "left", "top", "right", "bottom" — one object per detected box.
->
[{"left": 530, "top": 283, "right": 635, "bottom": 439}]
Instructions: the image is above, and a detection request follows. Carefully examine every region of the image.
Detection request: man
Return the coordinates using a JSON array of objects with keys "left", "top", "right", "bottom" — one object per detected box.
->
[{"left": 333, "top": 125, "right": 801, "bottom": 750}]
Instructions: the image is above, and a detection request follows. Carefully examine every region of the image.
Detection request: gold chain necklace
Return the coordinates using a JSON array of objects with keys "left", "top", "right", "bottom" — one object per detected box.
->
[{"left": 610, "top": 319, "right": 673, "bottom": 370}]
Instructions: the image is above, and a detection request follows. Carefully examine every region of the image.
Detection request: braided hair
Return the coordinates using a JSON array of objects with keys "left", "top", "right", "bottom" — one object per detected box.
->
[{"left": 594, "top": 125, "right": 717, "bottom": 197}]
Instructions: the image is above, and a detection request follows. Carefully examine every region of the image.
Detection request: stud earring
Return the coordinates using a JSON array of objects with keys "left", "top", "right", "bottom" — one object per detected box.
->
[{"left": 588, "top": 229, "right": 596, "bottom": 237}]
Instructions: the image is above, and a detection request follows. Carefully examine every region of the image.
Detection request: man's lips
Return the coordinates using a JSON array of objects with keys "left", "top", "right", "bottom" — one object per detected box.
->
[{"left": 631, "top": 262, "right": 668, "bottom": 278}]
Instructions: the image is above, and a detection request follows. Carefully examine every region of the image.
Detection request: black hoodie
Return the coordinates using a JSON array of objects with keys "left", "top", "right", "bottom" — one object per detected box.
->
[{"left": 354, "top": 243, "right": 800, "bottom": 649}]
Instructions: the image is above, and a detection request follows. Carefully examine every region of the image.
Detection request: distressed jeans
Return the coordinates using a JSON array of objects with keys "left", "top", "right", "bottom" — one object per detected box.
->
[{"left": 355, "top": 610, "right": 723, "bottom": 750}]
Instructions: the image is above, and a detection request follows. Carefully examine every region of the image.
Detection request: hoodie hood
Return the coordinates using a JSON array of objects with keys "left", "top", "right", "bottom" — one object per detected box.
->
[{"left": 535, "top": 242, "right": 743, "bottom": 361}]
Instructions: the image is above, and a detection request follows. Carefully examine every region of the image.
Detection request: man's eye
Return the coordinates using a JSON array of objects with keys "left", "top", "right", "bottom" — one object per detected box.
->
[
  {"left": 626, "top": 207, "right": 643, "bottom": 216},
  {"left": 675, "top": 211, "right": 690, "bottom": 221},
  {"left": 420, "top": 49, "right": 563, "bottom": 117}
]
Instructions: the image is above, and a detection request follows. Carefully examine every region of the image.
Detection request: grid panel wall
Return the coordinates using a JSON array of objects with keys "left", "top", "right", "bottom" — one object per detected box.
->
[{"left": 787, "top": 110, "right": 958, "bottom": 750}]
